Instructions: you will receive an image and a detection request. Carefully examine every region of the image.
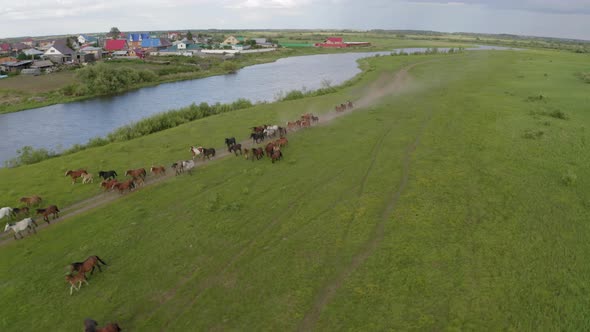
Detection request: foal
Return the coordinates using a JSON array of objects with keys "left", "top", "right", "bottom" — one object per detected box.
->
[{"left": 65, "top": 272, "right": 89, "bottom": 295}]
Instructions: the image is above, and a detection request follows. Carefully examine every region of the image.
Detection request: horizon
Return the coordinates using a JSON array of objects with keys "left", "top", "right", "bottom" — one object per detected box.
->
[
  {"left": 3, "top": 28, "right": 590, "bottom": 43},
  {"left": 1, "top": 1, "right": 589, "bottom": 41}
]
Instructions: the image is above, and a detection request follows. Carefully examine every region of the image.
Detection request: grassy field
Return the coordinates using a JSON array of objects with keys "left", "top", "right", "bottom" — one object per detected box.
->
[{"left": 1, "top": 48, "right": 590, "bottom": 330}]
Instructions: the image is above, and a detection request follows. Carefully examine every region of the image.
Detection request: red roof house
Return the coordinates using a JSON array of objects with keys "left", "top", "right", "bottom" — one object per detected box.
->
[
  {"left": 0, "top": 43, "right": 10, "bottom": 54},
  {"left": 105, "top": 39, "right": 128, "bottom": 51},
  {"left": 315, "top": 37, "right": 371, "bottom": 48}
]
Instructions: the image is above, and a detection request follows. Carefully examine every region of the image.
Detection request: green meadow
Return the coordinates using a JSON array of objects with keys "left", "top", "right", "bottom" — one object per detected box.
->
[{"left": 1, "top": 48, "right": 589, "bottom": 331}]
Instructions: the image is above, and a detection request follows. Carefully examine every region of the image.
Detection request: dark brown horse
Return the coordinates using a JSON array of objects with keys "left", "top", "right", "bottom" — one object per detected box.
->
[
  {"left": 125, "top": 168, "right": 146, "bottom": 179},
  {"left": 12, "top": 206, "right": 30, "bottom": 217},
  {"left": 347, "top": 101, "right": 354, "bottom": 109},
  {"left": 65, "top": 169, "right": 88, "bottom": 184},
  {"left": 19, "top": 195, "right": 42, "bottom": 207},
  {"left": 70, "top": 255, "right": 108, "bottom": 276},
  {"left": 84, "top": 319, "right": 122, "bottom": 332},
  {"left": 271, "top": 150, "right": 283, "bottom": 164},
  {"left": 311, "top": 115, "right": 319, "bottom": 123},
  {"left": 150, "top": 166, "right": 166, "bottom": 176},
  {"left": 229, "top": 144, "right": 242, "bottom": 156},
  {"left": 252, "top": 148, "right": 264, "bottom": 161},
  {"left": 36, "top": 205, "right": 59, "bottom": 224},
  {"left": 200, "top": 147, "right": 216, "bottom": 160}
]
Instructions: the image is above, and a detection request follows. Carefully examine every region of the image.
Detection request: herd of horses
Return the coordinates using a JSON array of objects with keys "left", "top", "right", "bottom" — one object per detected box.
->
[
  {"left": 0, "top": 102, "right": 359, "bottom": 330},
  {"left": 335, "top": 101, "right": 354, "bottom": 113},
  {"left": 1, "top": 198, "right": 61, "bottom": 239}
]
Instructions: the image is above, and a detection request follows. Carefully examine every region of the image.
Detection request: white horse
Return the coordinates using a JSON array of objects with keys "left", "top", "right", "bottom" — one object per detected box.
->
[
  {"left": 182, "top": 160, "right": 196, "bottom": 175},
  {"left": 4, "top": 217, "right": 37, "bottom": 240},
  {"left": 264, "top": 125, "right": 279, "bottom": 138},
  {"left": 190, "top": 146, "right": 202, "bottom": 160},
  {"left": 0, "top": 207, "right": 13, "bottom": 220}
]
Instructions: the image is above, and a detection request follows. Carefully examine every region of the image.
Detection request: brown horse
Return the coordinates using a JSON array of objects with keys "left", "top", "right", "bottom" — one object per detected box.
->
[
  {"left": 125, "top": 168, "right": 146, "bottom": 179},
  {"left": 69, "top": 255, "right": 108, "bottom": 276},
  {"left": 65, "top": 272, "right": 89, "bottom": 295},
  {"left": 36, "top": 205, "right": 59, "bottom": 224},
  {"left": 265, "top": 142, "right": 275, "bottom": 158},
  {"left": 347, "top": 101, "right": 354, "bottom": 109},
  {"left": 252, "top": 148, "right": 264, "bottom": 161},
  {"left": 275, "top": 137, "right": 288, "bottom": 148},
  {"left": 65, "top": 169, "right": 88, "bottom": 184},
  {"left": 271, "top": 150, "right": 283, "bottom": 163},
  {"left": 287, "top": 121, "right": 298, "bottom": 131},
  {"left": 101, "top": 179, "right": 119, "bottom": 191},
  {"left": 229, "top": 144, "right": 242, "bottom": 156},
  {"left": 113, "top": 180, "right": 134, "bottom": 194},
  {"left": 301, "top": 120, "right": 311, "bottom": 128},
  {"left": 311, "top": 115, "right": 319, "bottom": 123},
  {"left": 19, "top": 195, "right": 42, "bottom": 207},
  {"left": 150, "top": 166, "right": 166, "bottom": 176}
]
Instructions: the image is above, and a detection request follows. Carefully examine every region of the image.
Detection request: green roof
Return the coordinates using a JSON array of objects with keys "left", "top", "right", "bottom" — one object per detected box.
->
[{"left": 236, "top": 36, "right": 245, "bottom": 41}]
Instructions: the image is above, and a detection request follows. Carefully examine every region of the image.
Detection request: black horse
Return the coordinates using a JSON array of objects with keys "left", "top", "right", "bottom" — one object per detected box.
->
[
  {"left": 250, "top": 132, "right": 264, "bottom": 144},
  {"left": 202, "top": 148, "right": 216, "bottom": 160},
  {"left": 98, "top": 170, "right": 118, "bottom": 180},
  {"left": 225, "top": 137, "right": 237, "bottom": 149},
  {"left": 229, "top": 143, "right": 242, "bottom": 156}
]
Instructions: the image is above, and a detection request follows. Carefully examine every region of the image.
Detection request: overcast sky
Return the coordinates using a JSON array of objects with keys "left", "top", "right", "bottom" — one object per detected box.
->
[{"left": 1, "top": 0, "right": 589, "bottom": 40}]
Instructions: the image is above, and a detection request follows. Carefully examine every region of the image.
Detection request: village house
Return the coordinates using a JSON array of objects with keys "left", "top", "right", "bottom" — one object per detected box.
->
[
  {"left": 168, "top": 32, "right": 181, "bottom": 40},
  {"left": 78, "top": 34, "right": 98, "bottom": 45},
  {"left": 44, "top": 42, "right": 75, "bottom": 63},
  {"left": 23, "top": 48, "right": 45, "bottom": 59},
  {"left": 314, "top": 37, "right": 371, "bottom": 48},
  {"left": 30, "top": 60, "right": 55, "bottom": 71},
  {"left": 0, "top": 60, "right": 33, "bottom": 72},
  {"left": 222, "top": 36, "right": 245, "bottom": 45},
  {"left": 12, "top": 42, "right": 31, "bottom": 53},
  {"left": 37, "top": 40, "right": 55, "bottom": 50},
  {"left": 22, "top": 38, "right": 35, "bottom": 47},
  {"left": 128, "top": 33, "right": 150, "bottom": 48},
  {"left": 0, "top": 43, "right": 10, "bottom": 55},
  {"left": 105, "top": 39, "right": 128, "bottom": 52},
  {"left": 80, "top": 46, "right": 105, "bottom": 60}
]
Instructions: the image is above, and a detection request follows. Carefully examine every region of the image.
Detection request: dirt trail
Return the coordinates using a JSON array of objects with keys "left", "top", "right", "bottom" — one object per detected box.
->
[{"left": 297, "top": 65, "right": 432, "bottom": 331}]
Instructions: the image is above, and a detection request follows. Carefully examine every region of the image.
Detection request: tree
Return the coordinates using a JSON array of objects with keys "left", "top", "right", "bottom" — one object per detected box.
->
[
  {"left": 186, "top": 31, "right": 193, "bottom": 41},
  {"left": 108, "top": 27, "right": 121, "bottom": 39}
]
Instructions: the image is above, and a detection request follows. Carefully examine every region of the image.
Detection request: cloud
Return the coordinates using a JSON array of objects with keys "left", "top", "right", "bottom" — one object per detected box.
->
[
  {"left": 404, "top": 0, "right": 590, "bottom": 14},
  {"left": 224, "top": 0, "right": 311, "bottom": 9}
]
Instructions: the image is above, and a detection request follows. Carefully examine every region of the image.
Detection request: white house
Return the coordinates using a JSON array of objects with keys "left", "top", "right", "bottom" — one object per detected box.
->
[{"left": 44, "top": 43, "right": 74, "bottom": 63}]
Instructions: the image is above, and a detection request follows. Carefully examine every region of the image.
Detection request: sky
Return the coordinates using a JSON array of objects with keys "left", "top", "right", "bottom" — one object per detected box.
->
[{"left": 1, "top": 0, "right": 589, "bottom": 40}]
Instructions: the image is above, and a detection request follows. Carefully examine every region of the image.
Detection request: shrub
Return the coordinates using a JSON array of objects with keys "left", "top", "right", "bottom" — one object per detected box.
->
[
  {"left": 549, "top": 110, "right": 568, "bottom": 120},
  {"left": 4, "top": 146, "right": 57, "bottom": 168},
  {"left": 562, "top": 170, "right": 577, "bottom": 186}
]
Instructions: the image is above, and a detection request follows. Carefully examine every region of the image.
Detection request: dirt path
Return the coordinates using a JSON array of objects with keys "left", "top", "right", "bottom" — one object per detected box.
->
[{"left": 297, "top": 66, "right": 432, "bottom": 331}]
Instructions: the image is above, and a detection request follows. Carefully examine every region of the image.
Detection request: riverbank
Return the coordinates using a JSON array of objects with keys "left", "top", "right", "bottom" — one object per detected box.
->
[{"left": 0, "top": 39, "right": 472, "bottom": 115}]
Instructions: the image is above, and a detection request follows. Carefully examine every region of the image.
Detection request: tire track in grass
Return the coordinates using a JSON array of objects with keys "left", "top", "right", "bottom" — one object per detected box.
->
[
  {"left": 297, "top": 106, "right": 434, "bottom": 332},
  {"left": 149, "top": 169, "right": 348, "bottom": 330}
]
